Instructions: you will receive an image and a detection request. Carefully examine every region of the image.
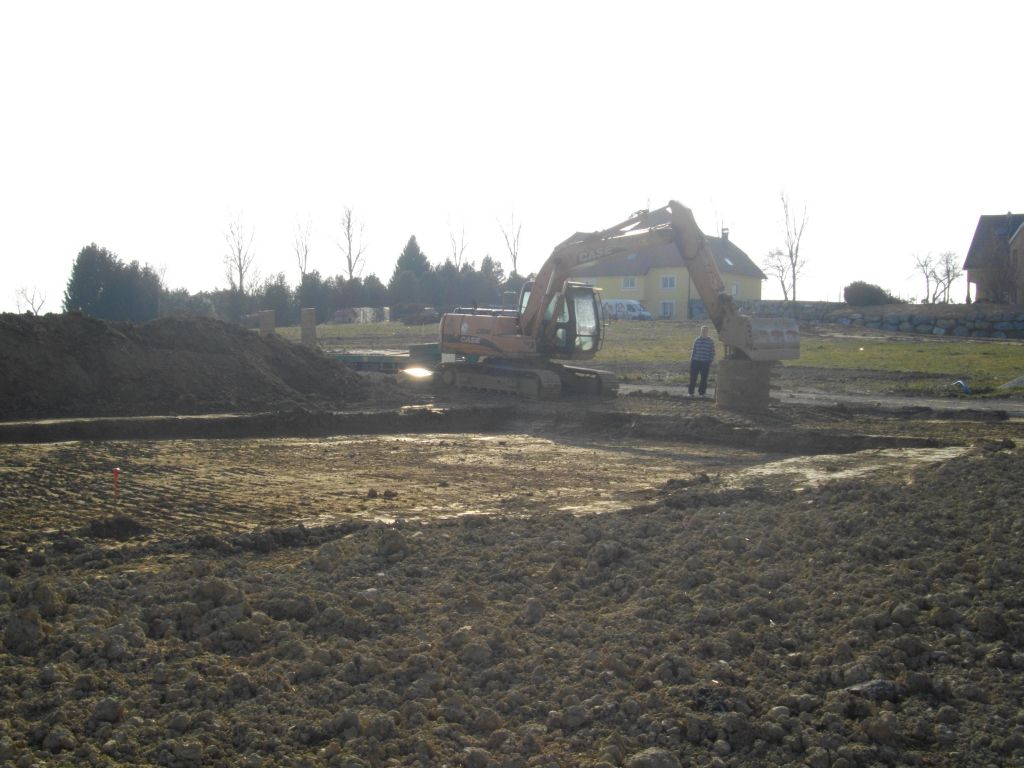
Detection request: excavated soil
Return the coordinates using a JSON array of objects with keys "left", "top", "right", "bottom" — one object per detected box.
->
[
  {"left": 0, "top": 314, "right": 374, "bottom": 420},
  {"left": 1, "top": 314, "right": 1023, "bottom": 768}
]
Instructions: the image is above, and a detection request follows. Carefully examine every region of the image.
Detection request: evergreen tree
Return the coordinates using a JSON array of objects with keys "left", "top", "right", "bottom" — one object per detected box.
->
[
  {"left": 63, "top": 243, "right": 161, "bottom": 322},
  {"left": 389, "top": 270, "right": 419, "bottom": 310},
  {"left": 256, "top": 273, "right": 295, "bottom": 325},
  {"left": 296, "top": 270, "right": 334, "bottom": 323},
  {"left": 476, "top": 255, "right": 505, "bottom": 306},
  {"left": 431, "top": 259, "right": 460, "bottom": 310},
  {"left": 392, "top": 236, "right": 430, "bottom": 278},
  {"left": 336, "top": 276, "right": 367, "bottom": 309},
  {"left": 362, "top": 275, "right": 388, "bottom": 308},
  {"left": 388, "top": 236, "right": 432, "bottom": 316},
  {"left": 159, "top": 288, "right": 215, "bottom": 318}
]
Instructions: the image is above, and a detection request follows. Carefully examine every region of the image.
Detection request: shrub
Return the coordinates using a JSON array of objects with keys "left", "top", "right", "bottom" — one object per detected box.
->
[{"left": 843, "top": 281, "right": 898, "bottom": 306}]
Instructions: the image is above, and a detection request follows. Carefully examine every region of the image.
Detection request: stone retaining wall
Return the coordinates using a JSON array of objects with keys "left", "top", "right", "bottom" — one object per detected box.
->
[{"left": 688, "top": 300, "right": 1024, "bottom": 339}]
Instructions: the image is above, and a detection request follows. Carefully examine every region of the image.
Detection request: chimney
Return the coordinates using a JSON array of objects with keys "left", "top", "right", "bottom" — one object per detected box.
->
[{"left": 721, "top": 227, "right": 729, "bottom": 242}]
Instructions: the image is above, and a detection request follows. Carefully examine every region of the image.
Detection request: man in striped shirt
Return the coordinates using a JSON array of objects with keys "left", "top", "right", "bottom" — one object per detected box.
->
[{"left": 688, "top": 325, "right": 716, "bottom": 397}]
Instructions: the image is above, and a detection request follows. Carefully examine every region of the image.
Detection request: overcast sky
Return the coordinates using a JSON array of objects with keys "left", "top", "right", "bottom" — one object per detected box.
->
[{"left": 2, "top": 1, "right": 1021, "bottom": 314}]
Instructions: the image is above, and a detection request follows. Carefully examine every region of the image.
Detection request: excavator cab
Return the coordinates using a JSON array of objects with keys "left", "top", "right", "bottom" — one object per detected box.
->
[{"left": 532, "top": 282, "right": 604, "bottom": 359}]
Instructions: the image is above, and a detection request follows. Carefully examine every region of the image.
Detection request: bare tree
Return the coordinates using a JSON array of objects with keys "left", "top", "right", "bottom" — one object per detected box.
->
[
  {"left": 15, "top": 286, "right": 46, "bottom": 315},
  {"left": 778, "top": 192, "right": 808, "bottom": 301},
  {"left": 294, "top": 216, "right": 312, "bottom": 280},
  {"left": 914, "top": 252, "right": 963, "bottom": 303},
  {"left": 933, "top": 251, "right": 963, "bottom": 304},
  {"left": 499, "top": 210, "right": 522, "bottom": 277},
  {"left": 224, "top": 213, "right": 258, "bottom": 295},
  {"left": 449, "top": 221, "right": 469, "bottom": 269},
  {"left": 762, "top": 248, "right": 791, "bottom": 301},
  {"left": 913, "top": 253, "right": 936, "bottom": 303},
  {"left": 338, "top": 206, "right": 367, "bottom": 280}
]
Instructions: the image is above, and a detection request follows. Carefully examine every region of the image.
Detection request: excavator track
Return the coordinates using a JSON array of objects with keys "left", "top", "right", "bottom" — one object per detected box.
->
[
  {"left": 437, "top": 362, "right": 618, "bottom": 400},
  {"left": 556, "top": 365, "right": 619, "bottom": 398},
  {"left": 438, "top": 363, "right": 563, "bottom": 399}
]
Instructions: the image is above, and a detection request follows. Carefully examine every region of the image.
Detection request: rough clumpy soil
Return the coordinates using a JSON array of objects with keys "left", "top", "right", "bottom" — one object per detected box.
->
[
  {"left": 1, "top": 436, "right": 1022, "bottom": 767},
  {"left": 0, "top": 314, "right": 371, "bottom": 419}
]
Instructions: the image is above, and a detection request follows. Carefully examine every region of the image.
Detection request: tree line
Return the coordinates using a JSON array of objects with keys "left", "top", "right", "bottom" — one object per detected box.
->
[{"left": 61, "top": 235, "right": 527, "bottom": 325}]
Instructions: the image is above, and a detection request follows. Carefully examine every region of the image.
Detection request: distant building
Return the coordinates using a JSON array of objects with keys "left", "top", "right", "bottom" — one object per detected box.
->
[
  {"left": 573, "top": 228, "right": 765, "bottom": 319},
  {"left": 963, "top": 212, "right": 1024, "bottom": 303}
]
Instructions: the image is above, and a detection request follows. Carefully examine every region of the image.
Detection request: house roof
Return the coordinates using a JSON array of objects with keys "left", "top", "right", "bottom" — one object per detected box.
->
[
  {"left": 572, "top": 233, "right": 767, "bottom": 281},
  {"left": 963, "top": 213, "right": 1024, "bottom": 270}
]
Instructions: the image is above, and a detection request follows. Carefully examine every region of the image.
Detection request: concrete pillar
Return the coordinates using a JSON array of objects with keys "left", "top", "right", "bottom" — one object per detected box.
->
[
  {"left": 259, "top": 310, "right": 275, "bottom": 336},
  {"left": 300, "top": 308, "right": 317, "bottom": 347},
  {"left": 715, "top": 359, "right": 773, "bottom": 413}
]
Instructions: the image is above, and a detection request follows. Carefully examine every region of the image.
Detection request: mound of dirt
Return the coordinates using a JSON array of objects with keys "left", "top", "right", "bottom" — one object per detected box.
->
[{"left": 0, "top": 313, "right": 371, "bottom": 419}]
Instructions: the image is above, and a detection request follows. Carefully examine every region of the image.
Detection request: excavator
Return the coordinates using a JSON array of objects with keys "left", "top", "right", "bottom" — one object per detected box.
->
[{"left": 437, "top": 200, "right": 799, "bottom": 405}]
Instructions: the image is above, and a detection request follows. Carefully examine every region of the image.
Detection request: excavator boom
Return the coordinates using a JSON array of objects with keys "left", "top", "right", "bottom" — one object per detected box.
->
[{"left": 519, "top": 209, "right": 673, "bottom": 338}]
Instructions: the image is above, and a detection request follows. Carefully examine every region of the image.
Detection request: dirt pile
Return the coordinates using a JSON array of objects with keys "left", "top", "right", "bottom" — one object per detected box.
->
[
  {"left": 0, "top": 314, "right": 371, "bottom": 419},
  {"left": 0, "top": 439, "right": 1021, "bottom": 766}
]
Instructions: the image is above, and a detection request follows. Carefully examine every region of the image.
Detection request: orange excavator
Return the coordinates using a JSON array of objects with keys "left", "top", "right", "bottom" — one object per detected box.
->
[{"left": 437, "top": 200, "right": 799, "bottom": 400}]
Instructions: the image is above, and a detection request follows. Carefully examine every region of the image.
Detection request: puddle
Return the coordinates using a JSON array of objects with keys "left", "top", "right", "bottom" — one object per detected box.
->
[{"left": 733, "top": 446, "right": 968, "bottom": 489}]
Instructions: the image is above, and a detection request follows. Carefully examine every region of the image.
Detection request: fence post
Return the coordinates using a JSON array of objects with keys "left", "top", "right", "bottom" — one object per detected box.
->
[
  {"left": 300, "top": 308, "right": 317, "bottom": 347},
  {"left": 259, "top": 310, "right": 275, "bottom": 336}
]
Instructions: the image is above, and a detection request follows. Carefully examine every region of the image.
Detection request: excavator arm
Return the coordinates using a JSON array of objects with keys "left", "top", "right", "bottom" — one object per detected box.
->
[{"left": 665, "top": 201, "right": 800, "bottom": 361}]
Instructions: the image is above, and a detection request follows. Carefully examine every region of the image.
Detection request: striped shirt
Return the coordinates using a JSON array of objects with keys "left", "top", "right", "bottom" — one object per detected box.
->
[{"left": 690, "top": 335, "right": 715, "bottom": 363}]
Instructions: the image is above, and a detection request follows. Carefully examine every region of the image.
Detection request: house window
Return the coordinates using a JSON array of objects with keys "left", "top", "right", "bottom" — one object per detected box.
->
[
  {"left": 622, "top": 277, "right": 636, "bottom": 290},
  {"left": 660, "top": 301, "right": 675, "bottom": 318},
  {"left": 660, "top": 275, "right": 676, "bottom": 290},
  {"left": 730, "top": 284, "right": 740, "bottom": 297}
]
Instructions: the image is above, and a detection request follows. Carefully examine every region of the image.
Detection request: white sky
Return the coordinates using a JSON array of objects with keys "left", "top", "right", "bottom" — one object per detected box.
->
[{"left": 2, "top": 0, "right": 1021, "bottom": 313}]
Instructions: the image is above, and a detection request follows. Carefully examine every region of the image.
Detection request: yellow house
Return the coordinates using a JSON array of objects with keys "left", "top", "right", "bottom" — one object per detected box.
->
[{"left": 573, "top": 229, "right": 765, "bottom": 319}]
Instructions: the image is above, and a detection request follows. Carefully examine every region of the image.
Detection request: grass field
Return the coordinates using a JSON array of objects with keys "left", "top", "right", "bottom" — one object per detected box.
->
[
  {"left": 280, "top": 318, "right": 1024, "bottom": 394},
  {"left": 794, "top": 332, "right": 1024, "bottom": 383}
]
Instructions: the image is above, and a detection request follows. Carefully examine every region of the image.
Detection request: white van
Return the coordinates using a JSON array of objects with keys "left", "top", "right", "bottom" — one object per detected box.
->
[{"left": 602, "top": 299, "right": 653, "bottom": 320}]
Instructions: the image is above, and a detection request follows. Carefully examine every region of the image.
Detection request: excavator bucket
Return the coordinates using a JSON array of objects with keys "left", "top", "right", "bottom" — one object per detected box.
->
[
  {"left": 746, "top": 317, "right": 801, "bottom": 360},
  {"left": 722, "top": 315, "right": 801, "bottom": 361}
]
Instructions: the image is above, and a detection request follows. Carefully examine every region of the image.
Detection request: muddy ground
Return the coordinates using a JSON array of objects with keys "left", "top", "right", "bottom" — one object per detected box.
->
[{"left": 1, "top": 315, "right": 1023, "bottom": 767}]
